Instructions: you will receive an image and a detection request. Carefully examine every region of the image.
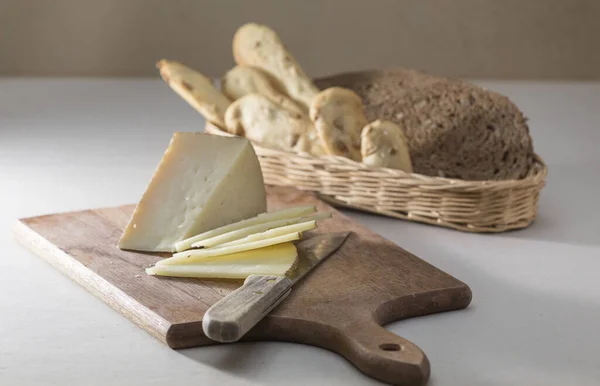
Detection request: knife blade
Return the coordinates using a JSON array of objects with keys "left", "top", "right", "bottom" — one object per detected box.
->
[{"left": 202, "top": 231, "right": 351, "bottom": 343}]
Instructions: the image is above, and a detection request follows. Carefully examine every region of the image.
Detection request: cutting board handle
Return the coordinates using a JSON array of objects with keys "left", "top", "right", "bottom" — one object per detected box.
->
[{"left": 342, "top": 319, "right": 430, "bottom": 386}]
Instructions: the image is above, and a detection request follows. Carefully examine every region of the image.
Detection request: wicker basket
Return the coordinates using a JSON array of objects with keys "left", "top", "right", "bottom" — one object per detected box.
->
[{"left": 206, "top": 121, "right": 547, "bottom": 233}]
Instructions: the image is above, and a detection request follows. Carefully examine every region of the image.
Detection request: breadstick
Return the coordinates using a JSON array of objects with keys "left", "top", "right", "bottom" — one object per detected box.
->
[
  {"left": 309, "top": 87, "right": 367, "bottom": 161},
  {"left": 233, "top": 23, "right": 319, "bottom": 111},
  {"left": 361, "top": 120, "right": 413, "bottom": 172},
  {"left": 157, "top": 60, "right": 230, "bottom": 127},
  {"left": 221, "top": 65, "right": 305, "bottom": 116}
]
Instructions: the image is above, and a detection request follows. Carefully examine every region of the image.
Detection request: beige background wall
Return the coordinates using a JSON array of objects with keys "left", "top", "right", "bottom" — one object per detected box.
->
[{"left": 1, "top": 0, "right": 599, "bottom": 79}]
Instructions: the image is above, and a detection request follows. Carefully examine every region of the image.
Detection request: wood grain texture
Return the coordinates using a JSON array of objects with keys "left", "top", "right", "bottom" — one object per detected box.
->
[
  {"left": 203, "top": 275, "right": 292, "bottom": 343},
  {"left": 14, "top": 185, "right": 472, "bottom": 386}
]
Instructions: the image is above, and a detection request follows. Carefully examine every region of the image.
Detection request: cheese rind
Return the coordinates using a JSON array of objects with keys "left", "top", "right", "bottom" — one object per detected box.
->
[
  {"left": 146, "top": 242, "right": 297, "bottom": 279},
  {"left": 192, "top": 212, "right": 331, "bottom": 248},
  {"left": 158, "top": 232, "right": 301, "bottom": 266},
  {"left": 174, "top": 205, "right": 315, "bottom": 252},
  {"left": 118, "top": 133, "right": 266, "bottom": 252}
]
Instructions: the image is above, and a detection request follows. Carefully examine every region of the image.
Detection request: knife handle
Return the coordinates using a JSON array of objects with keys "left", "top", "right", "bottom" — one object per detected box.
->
[{"left": 202, "top": 275, "right": 293, "bottom": 343}]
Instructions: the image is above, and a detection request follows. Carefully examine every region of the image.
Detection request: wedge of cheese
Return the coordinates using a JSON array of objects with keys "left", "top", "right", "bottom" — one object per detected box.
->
[
  {"left": 118, "top": 133, "right": 266, "bottom": 252},
  {"left": 158, "top": 232, "right": 301, "bottom": 266},
  {"left": 192, "top": 211, "right": 331, "bottom": 248},
  {"left": 146, "top": 242, "right": 297, "bottom": 279},
  {"left": 174, "top": 205, "right": 316, "bottom": 252}
]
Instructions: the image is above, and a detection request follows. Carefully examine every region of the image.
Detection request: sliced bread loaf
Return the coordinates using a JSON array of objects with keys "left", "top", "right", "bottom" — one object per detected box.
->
[{"left": 315, "top": 69, "right": 534, "bottom": 181}]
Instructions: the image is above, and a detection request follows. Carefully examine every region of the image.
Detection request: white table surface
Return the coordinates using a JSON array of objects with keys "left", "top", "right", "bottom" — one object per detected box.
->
[{"left": 1, "top": 78, "right": 599, "bottom": 386}]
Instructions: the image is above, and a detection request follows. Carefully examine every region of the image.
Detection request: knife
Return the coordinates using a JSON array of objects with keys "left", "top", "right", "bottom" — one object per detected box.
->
[{"left": 202, "top": 231, "right": 351, "bottom": 343}]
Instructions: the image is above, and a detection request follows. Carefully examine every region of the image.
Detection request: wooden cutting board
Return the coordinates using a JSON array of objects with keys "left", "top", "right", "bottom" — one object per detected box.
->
[{"left": 14, "top": 185, "right": 471, "bottom": 386}]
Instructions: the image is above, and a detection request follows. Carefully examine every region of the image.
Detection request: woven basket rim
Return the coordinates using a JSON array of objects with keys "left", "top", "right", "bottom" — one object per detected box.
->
[{"left": 205, "top": 123, "right": 547, "bottom": 189}]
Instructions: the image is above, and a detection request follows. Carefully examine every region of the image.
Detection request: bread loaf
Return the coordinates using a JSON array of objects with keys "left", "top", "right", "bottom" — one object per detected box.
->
[{"left": 315, "top": 69, "right": 534, "bottom": 181}]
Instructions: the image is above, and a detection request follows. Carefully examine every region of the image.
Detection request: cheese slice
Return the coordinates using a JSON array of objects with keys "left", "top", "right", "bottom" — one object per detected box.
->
[
  {"left": 192, "top": 212, "right": 331, "bottom": 248},
  {"left": 158, "top": 231, "right": 301, "bottom": 266},
  {"left": 174, "top": 205, "right": 316, "bottom": 251},
  {"left": 118, "top": 132, "right": 266, "bottom": 252},
  {"left": 146, "top": 242, "right": 297, "bottom": 279},
  {"left": 206, "top": 220, "right": 316, "bottom": 248}
]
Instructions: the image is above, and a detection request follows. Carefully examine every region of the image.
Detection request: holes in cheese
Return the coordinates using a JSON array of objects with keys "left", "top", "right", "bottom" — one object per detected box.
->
[
  {"left": 159, "top": 231, "right": 301, "bottom": 266},
  {"left": 146, "top": 242, "right": 297, "bottom": 279},
  {"left": 174, "top": 205, "right": 316, "bottom": 251},
  {"left": 191, "top": 213, "right": 330, "bottom": 248},
  {"left": 118, "top": 133, "right": 267, "bottom": 252}
]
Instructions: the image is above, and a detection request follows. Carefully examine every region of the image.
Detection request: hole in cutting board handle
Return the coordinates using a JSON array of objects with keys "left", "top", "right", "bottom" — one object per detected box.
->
[{"left": 379, "top": 343, "right": 402, "bottom": 351}]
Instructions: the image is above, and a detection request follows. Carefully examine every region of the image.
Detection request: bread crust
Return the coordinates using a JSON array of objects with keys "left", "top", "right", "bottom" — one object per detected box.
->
[
  {"left": 233, "top": 23, "right": 319, "bottom": 111},
  {"left": 157, "top": 60, "right": 231, "bottom": 128},
  {"left": 221, "top": 65, "right": 305, "bottom": 116},
  {"left": 225, "top": 93, "right": 325, "bottom": 155},
  {"left": 309, "top": 87, "right": 367, "bottom": 161},
  {"left": 315, "top": 69, "right": 534, "bottom": 180},
  {"left": 361, "top": 120, "right": 413, "bottom": 172}
]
